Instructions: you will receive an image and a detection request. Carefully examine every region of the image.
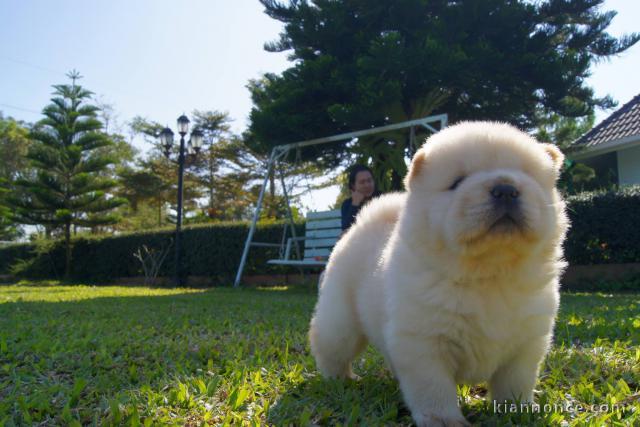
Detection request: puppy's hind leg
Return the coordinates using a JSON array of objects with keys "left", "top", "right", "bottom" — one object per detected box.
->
[{"left": 309, "top": 278, "right": 366, "bottom": 379}]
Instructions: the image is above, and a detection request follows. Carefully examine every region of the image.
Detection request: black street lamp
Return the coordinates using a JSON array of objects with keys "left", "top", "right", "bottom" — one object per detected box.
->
[{"left": 159, "top": 115, "right": 203, "bottom": 286}]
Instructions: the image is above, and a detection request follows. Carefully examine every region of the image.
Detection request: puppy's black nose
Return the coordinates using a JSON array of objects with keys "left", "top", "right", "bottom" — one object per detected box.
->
[{"left": 490, "top": 184, "right": 519, "bottom": 201}]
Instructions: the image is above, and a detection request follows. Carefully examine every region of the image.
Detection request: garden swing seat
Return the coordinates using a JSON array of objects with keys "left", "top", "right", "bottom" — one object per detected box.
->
[
  {"left": 234, "top": 114, "right": 448, "bottom": 287},
  {"left": 267, "top": 209, "right": 342, "bottom": 267}
]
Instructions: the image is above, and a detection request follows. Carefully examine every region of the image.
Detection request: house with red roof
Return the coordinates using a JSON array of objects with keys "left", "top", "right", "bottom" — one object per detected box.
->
[{"left": 570, "top": 94, "right": 640, "bottom": 185}]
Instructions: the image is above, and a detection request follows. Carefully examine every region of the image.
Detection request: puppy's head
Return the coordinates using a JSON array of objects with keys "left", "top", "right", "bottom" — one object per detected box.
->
[{"left": 404, "top": 121, "right": 568, "bottom": 274}]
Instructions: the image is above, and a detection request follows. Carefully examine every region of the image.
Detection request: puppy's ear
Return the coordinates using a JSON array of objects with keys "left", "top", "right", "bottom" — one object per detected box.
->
[
  {"left": 404, "top": 149, "right": 428, "bottom": 191},
  {"left": 542, "top": 143, "right": 564, "bottom": 174}
]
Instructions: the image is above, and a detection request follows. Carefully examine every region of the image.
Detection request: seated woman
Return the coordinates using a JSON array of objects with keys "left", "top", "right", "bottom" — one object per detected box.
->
[
  {"left": 341, "top": 164, "right": 380, "bottom": 233},
  {"left": 318, "top": 164, "right": 380, "bottom": 288}
]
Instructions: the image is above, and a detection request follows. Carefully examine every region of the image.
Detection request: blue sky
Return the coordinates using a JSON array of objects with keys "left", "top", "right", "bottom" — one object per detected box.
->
[
  {"left": 0, "top": 1, "right": 290, "bottom": 139},
  {"left": 1, "top": 0, "right": 639, "bottom": 210}
]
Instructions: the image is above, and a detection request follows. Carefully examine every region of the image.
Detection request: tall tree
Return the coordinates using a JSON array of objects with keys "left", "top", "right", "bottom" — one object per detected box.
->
[
  {"left": 9, "top": 71, "right": 126, "bottom": 277},
  {"left": 0, "top": 113, "right": 32, "bottom": 181},
  {"left": 114, "top": 167, "right": 172, "bottom": 229},
  {"left": 114, "top": 155, "right": 202, "bottom": 230},
  {"left": 129, "top": 116, "right": 165, "bottom": 146},
  {"left": 535, "top": 111, "right": 595, "bottom": 150},
  {"left": 0, "top": 113, "right": 32, "bottom": 240},
  {"left": 534, "top": 110, "right": 601, "bottom": 193},
  {"left": 189, "top": 110, "right": 316, "bottom": 222},
  {"left": 190, "top": 110, "right": 234, "bottom": 211},
  {"left": 206, "top": 134, "right": 320, "bottom": 221},
  {"left": 0, "top": 178, "right": 21, "bottom": 240},
  {"left": 249, "top": 0, "right": 639, "bottom": 190}
]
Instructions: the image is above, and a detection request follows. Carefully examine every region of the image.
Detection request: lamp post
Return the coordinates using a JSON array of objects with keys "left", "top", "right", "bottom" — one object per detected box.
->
[{"left": 159, "top": 115, "right": 203, "bottom": 286}]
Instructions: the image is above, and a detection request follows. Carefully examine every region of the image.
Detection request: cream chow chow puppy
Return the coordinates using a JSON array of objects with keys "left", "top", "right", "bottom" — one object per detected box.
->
[{"left": 309, "top": 121, "right": 569, "bottom": 426}]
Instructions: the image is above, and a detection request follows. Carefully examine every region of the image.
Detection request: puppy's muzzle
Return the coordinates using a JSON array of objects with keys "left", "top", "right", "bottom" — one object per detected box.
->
[
  {"left": 488, "top": 184, "right": 524, "bottom": 231},
  {"left": 490, "top": 184, "right": 519, "bottom": 205}
]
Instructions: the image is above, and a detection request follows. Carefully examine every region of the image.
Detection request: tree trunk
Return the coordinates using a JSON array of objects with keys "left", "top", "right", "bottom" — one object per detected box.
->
[
  {"left": 64, "top": 221, "right": 72, "bottom": 280},
  {"left": 208, "top": 153, "right": 215, "bottom": 209}
]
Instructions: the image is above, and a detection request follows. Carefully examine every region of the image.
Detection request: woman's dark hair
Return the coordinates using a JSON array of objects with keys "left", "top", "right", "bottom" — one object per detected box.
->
[{"left": 348, "top": 164, "right": 375, "bottom": 191}]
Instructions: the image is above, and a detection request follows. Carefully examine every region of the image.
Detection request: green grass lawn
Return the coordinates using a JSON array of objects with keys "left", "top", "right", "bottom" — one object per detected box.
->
[{"left": 0, "top": 283, "right": 638, "bottom": 426}]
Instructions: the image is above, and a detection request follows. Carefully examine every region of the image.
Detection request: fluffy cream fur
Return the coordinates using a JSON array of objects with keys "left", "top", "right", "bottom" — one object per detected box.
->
[{"left": 309, "top": 121, "right": 569, "bottom": 426}]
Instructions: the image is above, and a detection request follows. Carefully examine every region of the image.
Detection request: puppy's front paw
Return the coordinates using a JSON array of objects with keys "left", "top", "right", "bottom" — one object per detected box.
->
[{"left": 414, "top": 413, "right": 471, "bottom": 427}]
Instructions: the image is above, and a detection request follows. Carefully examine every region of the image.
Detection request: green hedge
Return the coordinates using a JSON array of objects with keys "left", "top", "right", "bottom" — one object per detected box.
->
[
  {"left": 564, "top": 186, "right": 640, "bottom": 265},
  {"left": 1, "top": 186, "right": 639, "bottom": 284},
  {"left": 0, "top": 221, "right": 305, "bottom": 284}
]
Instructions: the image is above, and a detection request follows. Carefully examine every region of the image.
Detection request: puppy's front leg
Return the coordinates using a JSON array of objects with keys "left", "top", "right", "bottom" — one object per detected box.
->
[
  {"left": 387, "top": 335, "right": 469, "bottom": 427},
  {"left": 489, "top": 335, "right": 549, "bottom": 405}
]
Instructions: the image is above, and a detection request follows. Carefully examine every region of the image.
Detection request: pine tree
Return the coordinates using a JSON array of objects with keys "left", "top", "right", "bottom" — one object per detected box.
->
[
  {"left": 250, "top": 0, "right": 639, "bottom": 190},
  {"left": 10, "top": 71, "right": 126, "bottom": 278}
]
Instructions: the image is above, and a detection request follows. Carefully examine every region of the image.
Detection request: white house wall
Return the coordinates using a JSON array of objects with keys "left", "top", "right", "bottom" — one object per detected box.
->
[{"left": 617, "top": 144, "right": 640, "bottom": 185}]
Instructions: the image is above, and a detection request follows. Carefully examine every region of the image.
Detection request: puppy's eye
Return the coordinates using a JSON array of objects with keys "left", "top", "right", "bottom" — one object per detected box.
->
[{"left": 449, "top": 176, "right": 465, "bottom": 191}]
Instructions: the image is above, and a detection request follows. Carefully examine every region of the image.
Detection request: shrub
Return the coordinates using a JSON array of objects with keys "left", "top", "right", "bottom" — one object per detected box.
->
[
  {"left": 564, "top": 185, "right": 640, "bottom": 265},
  {"left": 1, "top": 186, "right": 639, "bottom": 283},
  {"left": 0, "top": 221, "right": 305, "bottom": 283}
]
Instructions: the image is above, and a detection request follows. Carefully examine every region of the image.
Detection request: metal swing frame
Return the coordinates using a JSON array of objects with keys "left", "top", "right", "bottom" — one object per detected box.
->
[{"left": 233, "top": 113, "right": 448, "bottom": 287}]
